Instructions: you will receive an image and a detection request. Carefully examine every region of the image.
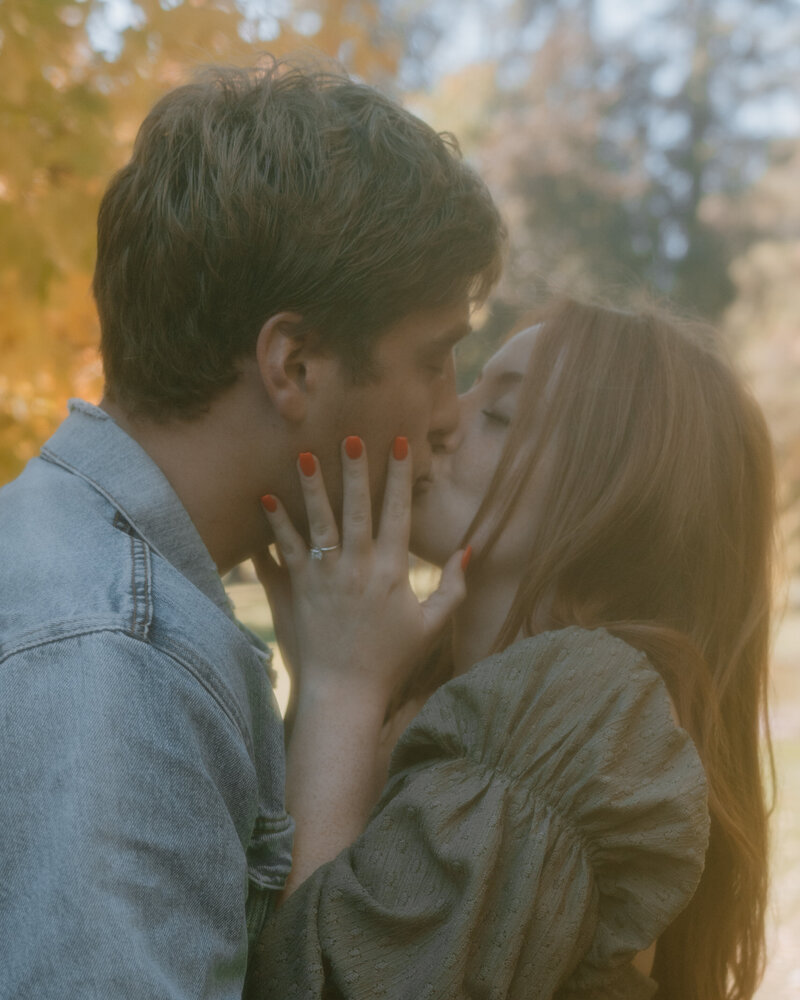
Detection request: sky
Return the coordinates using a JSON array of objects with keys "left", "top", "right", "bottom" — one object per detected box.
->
[
  {"left": 87, "top": 0, "right": 800, "bottom": 138},
  {"left": 87, "top": 0, "right": 667, "bottom": 66}
]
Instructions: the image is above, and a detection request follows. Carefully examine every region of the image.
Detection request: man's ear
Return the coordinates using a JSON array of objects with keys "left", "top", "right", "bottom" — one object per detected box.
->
[{"left": 255, "top": 313, "right": 314, "bottom": 424}]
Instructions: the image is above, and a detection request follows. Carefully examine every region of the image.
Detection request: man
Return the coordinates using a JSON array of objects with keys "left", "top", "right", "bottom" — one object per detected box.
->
[{"left": 0, "top": 60, "right": 504, "bottom": 997}]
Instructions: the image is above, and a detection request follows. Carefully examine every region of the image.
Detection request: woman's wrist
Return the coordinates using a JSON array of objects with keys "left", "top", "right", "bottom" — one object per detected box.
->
[
  {"left": 282, "top": 679, "right": 394, "bottom": 898},
  {"left": 293, "top": 675, "right": 390, "bottom": 739}
]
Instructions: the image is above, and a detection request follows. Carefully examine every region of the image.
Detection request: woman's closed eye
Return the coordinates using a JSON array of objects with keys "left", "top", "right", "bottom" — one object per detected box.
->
[{"left": 481, "top": 408, "right": 511, "bottom": 427}]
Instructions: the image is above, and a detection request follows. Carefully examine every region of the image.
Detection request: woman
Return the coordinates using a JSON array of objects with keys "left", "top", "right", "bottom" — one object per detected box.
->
[{"left": 250, "top": 298, "right": 775, "bottom": 999}]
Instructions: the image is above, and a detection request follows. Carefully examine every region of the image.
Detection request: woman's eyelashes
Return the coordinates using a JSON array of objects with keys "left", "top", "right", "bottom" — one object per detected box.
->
[{"left": 481, "top": 408, "right": 511, "bottom": 428}]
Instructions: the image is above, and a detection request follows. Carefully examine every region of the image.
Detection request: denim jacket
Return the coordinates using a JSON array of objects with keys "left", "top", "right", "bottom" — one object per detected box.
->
[{"left": 0, "top": 400, "right": 294, "bottom": 999}]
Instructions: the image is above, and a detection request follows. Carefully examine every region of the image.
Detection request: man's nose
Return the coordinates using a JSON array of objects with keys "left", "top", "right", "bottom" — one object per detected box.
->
[{"left": 429, "top": 354, "right": 461, "bottom": 453}]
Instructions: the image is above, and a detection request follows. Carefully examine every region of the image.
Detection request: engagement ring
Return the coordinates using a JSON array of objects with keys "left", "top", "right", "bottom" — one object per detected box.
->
[{"left": 309, "top": 544, "right": 341, "bottom": 560}]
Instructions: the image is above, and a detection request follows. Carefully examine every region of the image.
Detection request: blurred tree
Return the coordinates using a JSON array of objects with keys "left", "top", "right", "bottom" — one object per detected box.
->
[
  {"left": 411, "top": 0, "right": 800, "bottom": 367},
  {"left": 604, "top": 0, "right": 800, "bottom": 316},
  {"left": 0, "top": 0, "right": 108, "bottom": 480},
  {"left": 723, "top": 139, "right": 800, "bottom": 571}
]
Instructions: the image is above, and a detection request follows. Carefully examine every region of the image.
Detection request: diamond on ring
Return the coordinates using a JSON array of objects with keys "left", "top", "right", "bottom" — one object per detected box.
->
[{"left": 309, "top": 544, "right": 340, "bottom": 560}]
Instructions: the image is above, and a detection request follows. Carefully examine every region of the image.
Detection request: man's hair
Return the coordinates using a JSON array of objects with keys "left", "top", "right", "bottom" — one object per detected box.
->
[{"left": 93, "top": 59, "right": 505, "bottom": 420}]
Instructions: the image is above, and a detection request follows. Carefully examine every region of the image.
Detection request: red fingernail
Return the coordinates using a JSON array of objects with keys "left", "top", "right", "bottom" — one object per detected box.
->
[
  {"left": 461, "top": 545, "right": 473, "bottom": 571},
  {"left": 299, "top": 452, "right": 316, "bottom": 477},
  {"left": 393, "top": 436, "right": 408, "bottom": 461},
  {"left": 260, "top": 494, "right": 278, "bottom": 513},
  {"left": 345, "top": 436, "right": 363, "bottom": 460}
]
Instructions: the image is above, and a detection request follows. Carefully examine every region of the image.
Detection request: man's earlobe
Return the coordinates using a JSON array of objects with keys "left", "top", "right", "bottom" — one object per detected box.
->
[{"left": 255, "top": 313, "right": 309, "bottom": 423}]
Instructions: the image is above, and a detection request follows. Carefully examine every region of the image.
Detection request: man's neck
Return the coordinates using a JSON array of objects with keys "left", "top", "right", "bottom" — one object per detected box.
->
[{"left": 100, "top": 389, "right": 279, "bottom": 576}]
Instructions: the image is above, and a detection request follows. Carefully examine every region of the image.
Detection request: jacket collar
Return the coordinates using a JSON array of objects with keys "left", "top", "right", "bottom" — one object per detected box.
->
[{"left": 40, "top": 399, "right": 236, "bottom": 619}]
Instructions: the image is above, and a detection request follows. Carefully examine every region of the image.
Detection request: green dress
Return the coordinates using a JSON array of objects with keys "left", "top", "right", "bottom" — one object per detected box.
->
[{"left": 247, "top": 627, "right": 709, "bottom": 999}]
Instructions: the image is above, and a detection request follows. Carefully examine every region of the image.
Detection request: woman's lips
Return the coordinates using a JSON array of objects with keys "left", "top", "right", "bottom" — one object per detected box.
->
[{"left": 412, "top": 475, "right": 433, "bottom": 496}]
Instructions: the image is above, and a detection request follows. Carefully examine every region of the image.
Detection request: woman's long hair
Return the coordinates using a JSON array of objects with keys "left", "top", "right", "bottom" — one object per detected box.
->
[{"left": 466, "top": 298, "right": 776, "bottom": 1000}]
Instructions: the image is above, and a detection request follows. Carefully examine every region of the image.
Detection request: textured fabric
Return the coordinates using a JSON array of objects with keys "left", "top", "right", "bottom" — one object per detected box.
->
[
  {"left": 248, "top": 627, "right": 709, "bottom": 1000},
  {"left": 0, "top": 400, "right": 293, "bottom": 999}
]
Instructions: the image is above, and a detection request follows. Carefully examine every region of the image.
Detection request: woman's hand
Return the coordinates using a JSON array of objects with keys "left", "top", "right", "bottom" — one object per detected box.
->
[
  {"left": 256, "top": 436, "right": 469, "bottom": 897},
  {"left": 258, "top": 435, "right": 468, "bottom": 713}
]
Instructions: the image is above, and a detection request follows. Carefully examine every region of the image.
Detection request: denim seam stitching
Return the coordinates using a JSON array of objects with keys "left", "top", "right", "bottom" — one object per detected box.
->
[
  {"left": 40, "top": 446, "right": 176, "bottom": 580},
  {"left": 130, "top": 530, "right": 138, "bottom": 636},
  {"left": 153, "top": 634, "right": 257, "bottom": 759},
  {"left": 41, "top": 447, "right": 236, "bottom": 622},
  {"left": 129, "top": 531, "right": 153, "bottom": 640},
  {"left": 253, "top": 814, "right": 294, "bottom": 834},
  {"left": 0, "top": 628, "right": 254, "bottom": 758},
  {"left": 247, "top": 869, "right": 292, "bottom": 891},
  {"left": 1, "top": 625, "right": 135, "bottom": 663},
  {"left": 144, "top": 534, "right": 152, "bottom": 636}
]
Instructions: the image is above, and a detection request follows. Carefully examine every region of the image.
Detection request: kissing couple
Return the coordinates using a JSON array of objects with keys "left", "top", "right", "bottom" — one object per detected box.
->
[{"left": 0, "top": 57, "right": 774, "bottom": 1000}]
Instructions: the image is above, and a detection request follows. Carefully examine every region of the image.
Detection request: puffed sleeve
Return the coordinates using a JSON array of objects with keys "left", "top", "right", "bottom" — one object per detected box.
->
[{"left": 246, "top": 627, "right": 709, "bottom": 1000}]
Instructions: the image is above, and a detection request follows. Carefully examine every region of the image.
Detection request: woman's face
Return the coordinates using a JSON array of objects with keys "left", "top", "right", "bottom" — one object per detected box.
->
[{"left": 411, "top": 326, "right": 541, "bottom": 570}]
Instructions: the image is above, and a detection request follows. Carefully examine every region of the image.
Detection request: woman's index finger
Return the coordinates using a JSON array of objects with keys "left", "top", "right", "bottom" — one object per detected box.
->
[{"left": 260, "top": 493, "right": 307, "bottom": 568}]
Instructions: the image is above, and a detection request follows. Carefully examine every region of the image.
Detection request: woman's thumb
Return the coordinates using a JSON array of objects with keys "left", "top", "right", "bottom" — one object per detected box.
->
[{"left": 420, "top": 546, "right": 470, "bottom": 633}]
